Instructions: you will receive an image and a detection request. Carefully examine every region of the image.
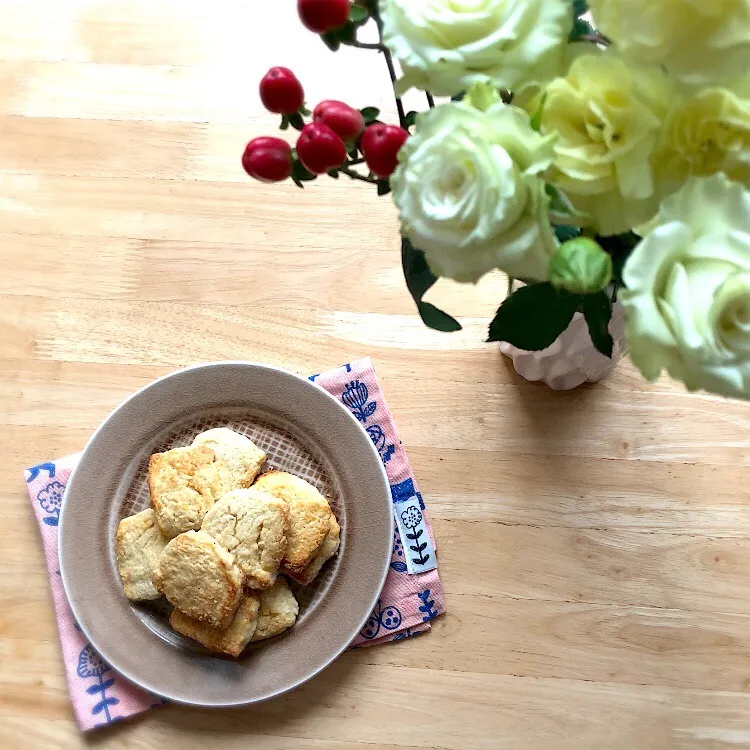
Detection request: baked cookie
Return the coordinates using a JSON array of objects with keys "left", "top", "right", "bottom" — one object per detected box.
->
[
  {"left": 152, "top": 530, "right": 243, "bottom": 629},
  {"left": 253, "top": 472, "right": 331, "bottom": 575},
  {"left": 148, "top": 445, "right": 228, "bottom": 538},
  {"left": 114, "top": 508, "right": 169, "bottom": 601},
  {"left": 192, "top": 428, "right": 266, "bottom": 490},
  {"left": 201, "top": 488, "right": 289, "bottom": 590},
  {"left": 285, "top": 512, "right": 340, "bottom": 585},
  {"left": 170, "top": 593, "right": 261, "bottom": 657},
  {"left": 251, "top": 577, "right": 299, "bottom": 642}
]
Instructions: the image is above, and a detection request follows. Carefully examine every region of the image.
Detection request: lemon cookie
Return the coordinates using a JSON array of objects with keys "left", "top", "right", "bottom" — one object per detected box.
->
[
  {"left": 253, "top": 471, "right": 331, "bottom": 575},
  {"left": 152, "top": 530, "right": 243, "bottom": 629},
  {"left": 170, "top": 592, "right": 261, "bottom": 657},
  {"left": 148, "top": 445, "right": 228, "bottom": 538},
  {"left": 285, "top": 512, "right": 340, "bottom": 585},
  {"left": 250, "top": 577, "right": 299, "bottom": 642},
  {"left": 192, "top": 428, "right": 266, "bottom": 490},
  {"left": 201, "top": 488, "right": 289, "bottom": 590},
  {"left": 114, "top": 508, "right": 169, "bottom": 601}
]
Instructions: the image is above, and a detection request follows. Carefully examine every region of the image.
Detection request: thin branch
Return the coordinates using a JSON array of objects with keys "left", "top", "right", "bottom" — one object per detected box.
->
[
  {"left": 426, "top": 92, "right": 435, "bottom": 108},
  {"left": 348, "top": 40, "right": 386, "bottom": 50},
  {"left": 371, "top": 6, "right": 407, "bottom": 129},
  {"left": 348, "top": 156, "right": 366, "bottom": 165},
  {"left": 340, "top": 167, "right": 378, "bottom": 184}
]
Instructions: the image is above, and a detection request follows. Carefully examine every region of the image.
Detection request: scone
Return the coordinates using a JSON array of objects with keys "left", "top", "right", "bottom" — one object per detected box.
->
[
  {"left": 170, "top": 593, "right": 261, "bottom": 657},
  {"left": 192, "top": 428, "right": 266, "bottom": 490},
  {"left": 285, "top": 512, "right": 340, "bottom": 585},
  {"left": 201, "top": 488, "right": 289, "bottom": 590},
  {"left": 152, "top": 530, "right": 243, "bottom": 629},
  {"left": 114, "top": 508, "right": 169, "bottom": 601},
  {"left": 148, "top": 445, "right": 228, "bottom": 538},
  {"left": 250, "top": 577, "right": 299, "bottom": 642},
  {"left": 253, "top": 472, "right": 331, "bottom": 575}
]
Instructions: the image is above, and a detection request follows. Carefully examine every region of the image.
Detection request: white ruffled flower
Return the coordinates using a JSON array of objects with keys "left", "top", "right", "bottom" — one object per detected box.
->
[
  {"left": 381, "top": 0, "right": 572, "bottom": 97},
  {"left": 391, "top": 90, "right": 558, "bottom": 283},
  {"left": 621, "top": 173, "right": 750, "bottom": 398}
]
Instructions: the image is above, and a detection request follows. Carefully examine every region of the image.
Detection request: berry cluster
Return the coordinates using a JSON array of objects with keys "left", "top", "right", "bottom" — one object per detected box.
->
[{"left": 242, "top": 1, "right": 409, "bottom": 189}]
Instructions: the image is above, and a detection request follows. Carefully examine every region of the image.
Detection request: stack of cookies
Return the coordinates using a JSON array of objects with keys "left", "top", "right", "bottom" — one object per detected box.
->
[{"left": 114, "top": 428, "right": 340, "bottom": 658}]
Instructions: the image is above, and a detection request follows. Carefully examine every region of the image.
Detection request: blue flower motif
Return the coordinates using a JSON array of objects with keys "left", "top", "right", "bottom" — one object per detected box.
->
[
  {"left": 76, "top": 645, "right": 119, "bottom": 725},
  {"left": 400, "top": 506, "right": 422, "bottom": 530},
  {"left": 341, "top": 380, "right": 377, "bottom": 423},
  {"left": 417, "top": 589, "right": 439, "bottom": 623},
  {"left": 366, "top": 424, "right": 395, "bottom": 464},
  {"left": 37, "top": 481, "right": 65, "bottom": 526},
  {"left": 77, "top": 645, "right": 108, "bottom": 679},
  {"left": 393, "top": 528, "right": 403, "bottom": 557},
  {"left": 360, "top": 600, "right": 403, "bottom": 640},
  {"left": 26, "top": 462, "right": 56, "bottom": 483}
]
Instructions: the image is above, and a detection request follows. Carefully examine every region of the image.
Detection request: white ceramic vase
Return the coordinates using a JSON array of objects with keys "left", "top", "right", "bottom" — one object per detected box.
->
[{"left": 498, "top": 302, "right": 626, "bottom": 390}]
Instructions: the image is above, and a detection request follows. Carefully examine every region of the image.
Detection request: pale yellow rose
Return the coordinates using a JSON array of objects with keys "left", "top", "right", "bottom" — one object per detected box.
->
[
  {"left": 621, "top": 174, "right": 750, "bottom": 399},
  {"left": 539, "top": 53, "right": 674, "bottom": 235},
  {"left": 654, "top": 86, "right": 750, "bottom": 191},
  {"left": 391, "top": 92, "right": 558, "bottom": 283},
  {"left": 381, "top": 0, "right": 572, "bottom": 98},
  {"left": 589, "top": 0, "right": 750, "bottom": 86}
]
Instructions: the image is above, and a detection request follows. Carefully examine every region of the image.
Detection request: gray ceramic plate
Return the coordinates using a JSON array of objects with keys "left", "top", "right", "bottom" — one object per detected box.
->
[{"left": 59, "top": 362, "right": 392, "bottom": 706}]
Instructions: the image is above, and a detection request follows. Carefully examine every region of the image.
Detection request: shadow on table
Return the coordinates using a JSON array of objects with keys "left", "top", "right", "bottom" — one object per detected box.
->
[{"left": 84, "top": 652, "right": 362, "bottom": 743}]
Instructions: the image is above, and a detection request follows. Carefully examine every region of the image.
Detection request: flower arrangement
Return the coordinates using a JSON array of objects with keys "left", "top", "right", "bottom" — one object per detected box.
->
[{"left": 243, "top": 0, "right": 750, "bottom": 400}]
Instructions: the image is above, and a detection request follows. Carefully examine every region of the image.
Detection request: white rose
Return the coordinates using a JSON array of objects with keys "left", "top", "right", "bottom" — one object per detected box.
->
[
  {"left": 589, "top": 0, "right": 750, "bottom": 86},
  {"left": 381, "top": 0, "right": 572, "bottom": 97},
  {"left": 391, "top": 93, "right": 558, "bottom": 283},
  {"left": 621, "top": 173, "right": 750, "bottom": 399}
]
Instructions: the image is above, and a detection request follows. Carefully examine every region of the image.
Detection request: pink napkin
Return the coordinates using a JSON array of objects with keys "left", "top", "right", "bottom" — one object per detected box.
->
[{"left": 25, "top": 358, "right": 444, "bottom": 730}]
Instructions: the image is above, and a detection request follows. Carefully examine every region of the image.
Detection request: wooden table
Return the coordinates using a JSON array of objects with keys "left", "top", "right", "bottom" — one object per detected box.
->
[{"left": 2, "top": 2, "right": 750, "bottom": 748}]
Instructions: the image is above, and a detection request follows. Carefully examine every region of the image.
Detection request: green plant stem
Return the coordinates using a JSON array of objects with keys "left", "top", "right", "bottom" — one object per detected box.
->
[
  {"left": 340, "top": 167, "right": 378, "bottom": 184},
  {"left": 348, "top": 156, "right": 366, "bottom": 165},
  {"left": 426, "top": 92, "right": 435, "bottom": 108},
  {"left": 370, "top": 4, "right": 407, "bottom": 129},
  {"left": 349, "top": 40, "right": 386, "bottom": 50}
]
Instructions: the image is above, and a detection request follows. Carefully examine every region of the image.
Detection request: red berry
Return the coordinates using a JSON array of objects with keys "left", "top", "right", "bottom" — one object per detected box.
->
[
  {"left": 242, "top": 137, "right": 292, "bottom": 183},
  {"left": 296, "top": 122, "right": 347, "bottom": 174},
  {"left": 361, "top": 124, "right": 409, "bottom": 178},
  {"left": 259, "top": 67, "right": 304, "bottom": 115},
  {"left": 313, "top": 100, "right": 365, "bottom": 142},
  {"left": 297, "top": 0, "right": 350, "bottom": 33}
]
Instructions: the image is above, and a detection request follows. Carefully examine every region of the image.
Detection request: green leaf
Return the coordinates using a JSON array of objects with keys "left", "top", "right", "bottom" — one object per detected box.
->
[
  {"left": 321, "top": 31, "right": 341, "bottom": 51},
  {"left": 570, "top": 17, "right": 595, "bottom": 41},
  {"left": 349, "top": 4, "right": 369, "bottom": 23},
  {"left": 360, "top": 106, "right": 380, "bottom": 124},
  {"left": 582, "top": 291, "right": 614, "bottom": 357},
  {"left": 292, "top": 160, "right": 316, "bottom": 184},
  {"left": 530, "top": 93, "right": 547, "bottom": 132},
  {"left": 401, "top": 238, "right": 462, "bottom": 332},
  {"left": 597, "top": 231, "right": 640, "bottom": 288},
  {"left": 554, "top": 224, "right": 581, "bottom": 243},
  {"left": 288, "top": 112, "right": 305, "bottom": 131},
  {"left": 488, "top": 283, "right": 580, "bottom": 349},
  {"left": 280, "top": 114, "right": 290, "bottom": 131},
  {"left": 404, "top": 110, "right": 418, "bottom": 129},
  {"left": 377, "top": 179, "right": 391, "bottom": 196},
  {"left": 573, "top": 0, "right": 588, "bottom": 16}
]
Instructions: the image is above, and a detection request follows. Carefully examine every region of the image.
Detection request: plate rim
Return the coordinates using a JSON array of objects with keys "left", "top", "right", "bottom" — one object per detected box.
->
[{"left": 59, "top": 361, "right": 393, "bottom": 706}]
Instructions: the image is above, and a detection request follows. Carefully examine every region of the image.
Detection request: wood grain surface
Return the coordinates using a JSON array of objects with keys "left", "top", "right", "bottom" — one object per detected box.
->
[{"left": 2, "top": 2, "right": 750, "bottom": 748}]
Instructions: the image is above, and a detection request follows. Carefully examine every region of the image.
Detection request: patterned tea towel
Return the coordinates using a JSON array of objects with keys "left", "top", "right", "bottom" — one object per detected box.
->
[{"left": 24, "top": 358, "right": 445, "bottom": 730}]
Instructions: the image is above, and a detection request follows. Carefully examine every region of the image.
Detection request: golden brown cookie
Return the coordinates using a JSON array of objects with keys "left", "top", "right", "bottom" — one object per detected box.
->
[
  {"left": 253, "top": 471, "right": 331, "bottom": 575},
  {"left": 152, "top": 530, "right": 243, "bottom": 629},
  {"left": 148, "top": 445, "right": 228, "bottom": 538},
  {"left": 201, "top": 488, "right": 289, "bottom": 590},
  {"left": 114, "top": 508, "right": 169, "bottom": 601},
  {"left": 285, "top": 512, "right": 340, "bottom": 585},
  {"left": 170, "top": 593, "right": 261, "bottom": 657},
  {"left": 192, "top": 428, "right": 266, "bottom": 490},
  {"left": 250, "top": 577, "right": 299, "bottom": 642}
]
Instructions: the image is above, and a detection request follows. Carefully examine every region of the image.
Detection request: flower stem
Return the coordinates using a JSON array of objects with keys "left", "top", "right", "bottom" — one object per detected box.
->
[
  {"left": 349, "top": 40, "right": 386, "bottom": 50},
  {"left": 340, "top": 167, "right": 378, "bottom": 184},
  {"left": 370, "top": 4, "right": 407, "bottom": 129},
  {"left": 426, "top": 92, "right": 435, "bottom": 108}
]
